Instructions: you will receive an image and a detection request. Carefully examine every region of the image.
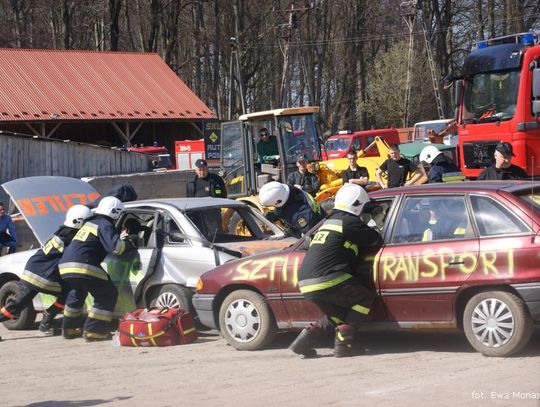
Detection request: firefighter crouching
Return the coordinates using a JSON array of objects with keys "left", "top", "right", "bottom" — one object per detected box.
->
[
  {"left": 289, "top": 183, "right": 382, "bottom": 358},
  {"left": 59, "top": 196, "right": 136, "bottom": 341},
  {"left": 0, "top": 205, "right": 92, "bottom": 333},
  {"left": 259, "top": 181, "right": 325, "bottom": 238}
]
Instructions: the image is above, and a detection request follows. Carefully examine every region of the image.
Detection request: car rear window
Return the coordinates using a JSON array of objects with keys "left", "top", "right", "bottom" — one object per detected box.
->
[
  {"left": 470, "top": 195, "right": 530, "bottom": 236},
  {"left": 518, "top": 192, "right": 540, "bottom": 212}
]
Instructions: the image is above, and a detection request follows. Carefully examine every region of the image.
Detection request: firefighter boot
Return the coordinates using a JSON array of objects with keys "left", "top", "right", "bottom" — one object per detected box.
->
[
  {"left": 289, "top": 325, "right": 321, "bottom": 358},
  {"left": 84, "top": 331, "right": 113, "bottom": 342},
  {"left": 334, "top": 324, "right": 363, "bottom": 358},
  {"left": 39, "top": 310, "right": 61, "bottom": 335},
  {"left": 63, "top": 327, "right": 83, "bottom": 339}
]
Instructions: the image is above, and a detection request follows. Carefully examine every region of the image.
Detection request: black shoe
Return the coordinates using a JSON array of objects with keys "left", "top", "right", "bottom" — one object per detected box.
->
[
  {"left": 39, "top": 311, "right": 55, "bottom": 333},
  {"left": 289, "top": 326, "right": 320, "bottom": 358}
]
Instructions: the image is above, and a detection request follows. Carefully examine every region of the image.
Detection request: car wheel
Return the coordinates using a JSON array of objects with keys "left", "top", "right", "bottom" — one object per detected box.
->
[
  {"left": 463, "top": 291, "right": 533, "bottom": 357},
  {"left": 219, "top": 289, "right": 276, "bottom": 351},
  {"left": 149, "top": 284, "right": 192, "bottom": 310},
  {"left": 0, "top": 281, "right": 37, "bottom": 330}
]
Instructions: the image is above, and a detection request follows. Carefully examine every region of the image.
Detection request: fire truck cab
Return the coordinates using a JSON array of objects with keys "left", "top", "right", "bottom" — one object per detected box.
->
[{"left": 456, "top": 32, "right": 540, "bottom": 178}]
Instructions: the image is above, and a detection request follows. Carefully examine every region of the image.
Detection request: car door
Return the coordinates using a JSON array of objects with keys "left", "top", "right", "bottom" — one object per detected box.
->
[
  {"left": 376, "top": 194, "right": 479, "bottom": 322},
  {"left": 468, "top": 194, "right": 536, "bottom": 283},
  {"left": 103, "top": 208, "right": 158, "bottom": 313}
]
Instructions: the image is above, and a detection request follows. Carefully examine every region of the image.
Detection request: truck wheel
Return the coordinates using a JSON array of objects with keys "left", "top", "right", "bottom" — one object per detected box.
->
[
  {"left": 0, "top": 281, "right": 37, "bottom": 330},
  {"left": 463, "top": 291, "right": 533, "bottom": 357},
  {"left": 219, "top": 289, "right": 276, "bottom": 351},
  {"left": 149, "top": 284, "right": 192, "bottom": 311}
]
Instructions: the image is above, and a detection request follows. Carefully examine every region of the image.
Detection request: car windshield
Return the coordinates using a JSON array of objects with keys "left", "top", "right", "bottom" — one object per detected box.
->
[
  {"left": 325, "top": 137, "right": 351, "bottom": 152},
  {"left": 185, "top": 206, "right": 282, "bottom": 243},
  {"left": 462, "top": 70, "right": 520, "bottom": 123}
]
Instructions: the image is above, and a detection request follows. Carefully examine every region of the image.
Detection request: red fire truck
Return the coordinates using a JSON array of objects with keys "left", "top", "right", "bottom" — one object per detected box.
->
[{"left": 455, "top": 32, "right": 540, "bottom": 178}]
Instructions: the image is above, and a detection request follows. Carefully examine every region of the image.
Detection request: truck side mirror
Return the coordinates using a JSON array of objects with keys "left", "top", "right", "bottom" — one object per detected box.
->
[
  {"left": 532, "top": 65, "right": 540, "bottom": 116},
  {"left": 454, "top": 80, "right": 463, "bottom": 114}
]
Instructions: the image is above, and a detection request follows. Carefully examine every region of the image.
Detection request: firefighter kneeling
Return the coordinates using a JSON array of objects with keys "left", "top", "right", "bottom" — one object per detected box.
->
[
  {"left": 289, "top": 183, "right": 382, "bottom": 358},
  {"left": 59, "top": 196, "right": 136, "bottom": 341}
]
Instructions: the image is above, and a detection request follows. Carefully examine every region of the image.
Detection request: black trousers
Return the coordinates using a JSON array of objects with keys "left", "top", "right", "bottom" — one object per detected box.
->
[{"left": 304, "top": 278, "right": 375, "bottom": 333}]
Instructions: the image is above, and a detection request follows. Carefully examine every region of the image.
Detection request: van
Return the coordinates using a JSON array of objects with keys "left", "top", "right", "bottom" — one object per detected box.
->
[{"left": 323, "top": 128, "right": 400, "bottom": 159}]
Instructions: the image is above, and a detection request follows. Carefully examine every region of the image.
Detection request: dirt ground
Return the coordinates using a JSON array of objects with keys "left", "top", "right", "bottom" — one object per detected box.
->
[{"left": 1, "top": 322, "right": 539, "bottom": 407}]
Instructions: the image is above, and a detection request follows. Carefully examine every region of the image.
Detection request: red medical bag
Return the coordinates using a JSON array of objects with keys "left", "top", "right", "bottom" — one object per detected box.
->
[{"left": 118, "top": 307, "right": 197, "bottom": 347}]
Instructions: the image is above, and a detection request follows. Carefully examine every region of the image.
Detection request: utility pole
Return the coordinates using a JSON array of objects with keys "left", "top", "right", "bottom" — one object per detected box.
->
[
  {"left": 400, "top": 1, "right": 416, "bottom": 129},
  {"left": 274, "top": 3, "right": 314, "bottom": 107},
  {"left": 400, "top": 0, "right": 445, "bottom": 128},
  {"left": 227, "top": 5, "right": 246, "bottom": 120}
]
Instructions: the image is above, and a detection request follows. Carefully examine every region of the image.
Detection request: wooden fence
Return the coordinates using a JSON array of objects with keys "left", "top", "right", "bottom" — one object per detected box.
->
[{"left": 0, "top": 134, "right": 152, "bottom": 205}]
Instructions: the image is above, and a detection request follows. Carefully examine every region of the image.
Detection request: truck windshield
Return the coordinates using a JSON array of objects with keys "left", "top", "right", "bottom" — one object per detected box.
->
[
  {"left": 325, "top": 137, "right": 351, "bottom": 152},
  {"left": 277, "top": 114, "right": 321, "bottom": 165},
  {"left": 463, "top": 70, "right": 520, "bottom": 123}
]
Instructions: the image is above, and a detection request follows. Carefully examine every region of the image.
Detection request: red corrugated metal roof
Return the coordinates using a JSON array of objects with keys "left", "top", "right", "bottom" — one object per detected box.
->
[{"left": 0, "top": 48, "right": 216, "bottom": 122}]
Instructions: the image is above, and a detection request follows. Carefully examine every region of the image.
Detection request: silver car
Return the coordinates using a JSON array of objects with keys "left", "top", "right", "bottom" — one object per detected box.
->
[{"left": 0, "top": 176, "right": 296, "bottom": 330}]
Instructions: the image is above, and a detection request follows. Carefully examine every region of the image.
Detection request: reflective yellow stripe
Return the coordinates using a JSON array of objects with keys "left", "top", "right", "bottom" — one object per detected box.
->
[
  {"left": 183, "top": 327, "right": 195, "bottom": 335},
  {"left": 20, "top": 274, "right": 62, "bottom": 293},
  {"left": 442, "top": 172, "right": 465, "bottom": 182},
  {"left": 422, "top": 229, "right": 432, "bottom": 242},
  {"left": 130, "top": 324, "right": 137, "bottom": 347},
  {"left": 337, "top": 332, "right": 345, "bottom": 342},
  {"left": 73, "top": 223, "right": 98, "bottom": 242},
  {"left": 299, "top": 273, "right": 352, "bottom": 294},
  {"left": 319, "top": 224, "right": 343, "bottom": 233},
  {"left": 148, "top": 323, "right": 157, "bottom": 346},
  {"left": 343, "top": 241, "right": 358, "bottom": 255},
  {"left": 64, "top": 307, "right": 83, "bottom": 318},
  {"left": 114, "top": 240, "right": 126, "bottom": 255},
  {"left": 42, "top": 236, "right": 64, "bottom": 255},
  {"left": 89, "top": 311, "right": 112, "bottom": 322},
  {"left": 351, "top": 304, "right": 370, "bottom": 315},
  {"left": 330, "top": 316, "right": 343, "bottom": 325},
  {"left": 59, "top": 266, "right": 108, "bottom": 280}
]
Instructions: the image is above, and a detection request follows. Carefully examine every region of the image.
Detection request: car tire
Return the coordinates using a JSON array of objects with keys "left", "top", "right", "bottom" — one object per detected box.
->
[
  {"left": 149, "top": 284, "right": 192, "bottom": 310},
  {"left": 0, "top": 281, "right": 37, "bottom": 330},
  {"left": 219, "top": 289, "right": 276, "bottom": 351},
  {"left": 463, "top": 291, "right": 533, "bottom": 357}
]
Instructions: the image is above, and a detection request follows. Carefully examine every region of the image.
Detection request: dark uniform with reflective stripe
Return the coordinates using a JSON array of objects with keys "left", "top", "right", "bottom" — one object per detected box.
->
[
  {"left": 59, "top": 215, "right": 133, "bottom": 335},
  {"left": 272, "top": 187, "right": 325, "bottom": 238},
  {"left": 186, "top": 173, "right": 227, "bottom": 198},
  {"left": 298, "top": 210, "right": 381, "bottom": 332},
  {"left": 0, "top": 226, "right": 77, "bottom": 321},
  {"left": 427, "top": 156, "right": 464, "bottom": 183}
]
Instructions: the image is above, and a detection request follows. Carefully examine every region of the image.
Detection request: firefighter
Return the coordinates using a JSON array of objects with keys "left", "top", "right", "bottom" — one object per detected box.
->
[
  {"left": 0, "top": 205, "right": 92, "bottom": 333},
  {"left": 58, "top": 196, "right": 136, "bottom": 341},
  {"left": 259, "top": 181, "right": 325, "bottom": 238},
  {"left": 419, "top": 145, "right": 464, "bottom": 183},
  {"left": 289, "top": 183, "right": 382, "bottom": 358}
]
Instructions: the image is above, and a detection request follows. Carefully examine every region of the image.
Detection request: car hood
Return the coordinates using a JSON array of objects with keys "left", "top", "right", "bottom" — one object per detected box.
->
[
  {"left": 2, "top": 176, "right": 100, "bottom": 245},
  {"left": 216, "top": 237, "right": 297, "bottom": 257}
]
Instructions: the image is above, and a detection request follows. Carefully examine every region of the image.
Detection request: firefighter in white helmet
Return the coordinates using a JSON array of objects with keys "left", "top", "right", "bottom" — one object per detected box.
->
[
  {"left": 58, "top": 196, "right": 136, "bottom": 341},
  {"left": 259, "top": 181, "right": 325, "bottom": 238},
  {"left": 0, "top": 205, "right": 92, "bottom": 334},
  {"left": 289, "top": 183, "right": 382, "bottom": 358},
  {"left": 419, "top": 145, "right": 464, "bottom": 183}
]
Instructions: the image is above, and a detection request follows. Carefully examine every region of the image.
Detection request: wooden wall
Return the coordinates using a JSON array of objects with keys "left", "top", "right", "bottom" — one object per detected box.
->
[{"left": 0, "top": 134, "right": 152, "bottom": 206}]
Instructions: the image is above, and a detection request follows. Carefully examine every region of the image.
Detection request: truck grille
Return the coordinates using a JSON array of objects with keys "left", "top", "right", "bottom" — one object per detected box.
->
[{"left": 463, "top": 141, "right": 498, "bottom": 169}]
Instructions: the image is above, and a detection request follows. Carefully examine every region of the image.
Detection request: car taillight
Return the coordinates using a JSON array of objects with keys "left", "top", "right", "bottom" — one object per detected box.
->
[{"left": 196, "top": 278, "right": 203, "bottom": 292}]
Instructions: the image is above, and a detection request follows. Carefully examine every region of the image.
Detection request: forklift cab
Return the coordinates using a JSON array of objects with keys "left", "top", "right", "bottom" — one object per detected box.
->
[{"left": 220, "top": 107, "right": 324, "bottom": 198}]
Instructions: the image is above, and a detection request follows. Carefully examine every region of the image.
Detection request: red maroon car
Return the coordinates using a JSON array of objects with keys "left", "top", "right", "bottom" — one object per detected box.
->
[{"left": 193, "top": 181, "right": 540, "bottom": 357}]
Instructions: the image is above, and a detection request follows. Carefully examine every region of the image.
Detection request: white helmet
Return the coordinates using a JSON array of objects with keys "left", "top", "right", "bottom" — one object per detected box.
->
[
  {"left": 419, "top": 145, "right": 442, "bottom": 164},
  {"left": 334, "top": 183, "right": 369, "bottom": 216},
  {"left": 94, "top": 196, "right": 125, "bottom": 220},
  {"left": 64, "top": 204, "right": 92, "bottom": 229},
  {"left": 259, "top": 182, "right": 290, "bottom": 208}
]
